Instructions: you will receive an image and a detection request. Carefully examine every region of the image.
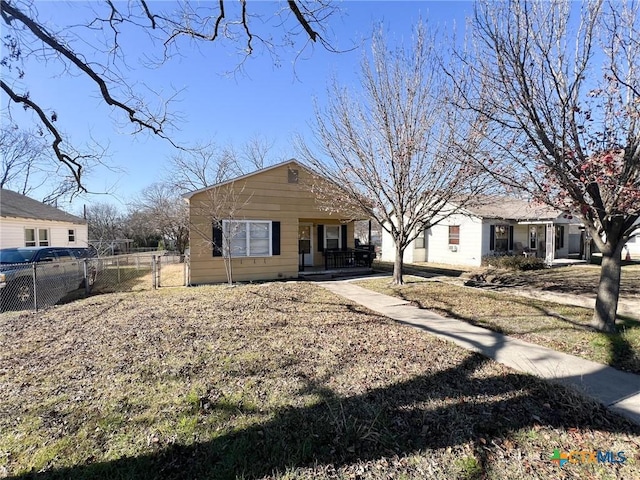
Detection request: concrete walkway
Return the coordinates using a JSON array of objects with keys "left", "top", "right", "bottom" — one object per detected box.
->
[{"left": 321, "top": 280, "right": 640, "bottom": 426}]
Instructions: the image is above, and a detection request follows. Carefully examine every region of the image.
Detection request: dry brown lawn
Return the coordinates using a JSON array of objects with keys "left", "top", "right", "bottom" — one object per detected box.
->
[
  {"left": 357, "top": 276, "right": 640, "bottom": 375},
  {"left": 468, "top": 263, "right": 640, "bottom": 298},
  {"left": 372, "top": 260, "right": 640, "bottom": 298},
  {"left": 1, "top": 282, "right": 639, "bottom": 479}
]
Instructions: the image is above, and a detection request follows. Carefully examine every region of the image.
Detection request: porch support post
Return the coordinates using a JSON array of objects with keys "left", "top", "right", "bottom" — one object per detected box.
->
[
  {"left": 545, "top": 223, "right": 555, "bottom": 266},
  {"left": 368, "top": 219, "right": 372, "bottom": 245}
]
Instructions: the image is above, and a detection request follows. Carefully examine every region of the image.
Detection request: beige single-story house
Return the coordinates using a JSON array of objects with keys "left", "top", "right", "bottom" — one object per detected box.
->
[
  {"left": 184, "top": 160, "right": 372, "bottom": 284},
  {"left": 381, "top": 197, "right": 584, "bottom": 267},
  {"left": 0, "top": 189, "right": 88, "bottom": 249}
]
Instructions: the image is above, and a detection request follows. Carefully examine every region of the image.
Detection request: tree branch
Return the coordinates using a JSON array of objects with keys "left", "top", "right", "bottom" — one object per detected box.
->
[{"left": 0, "top": 79, "right": 84, "bottom": 189}]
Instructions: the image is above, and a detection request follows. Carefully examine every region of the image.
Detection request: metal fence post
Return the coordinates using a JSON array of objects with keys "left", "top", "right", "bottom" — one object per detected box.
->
[
  {"left": 157, "top": 256, "right": 161, "bottom": 288},
  {"left": 32, "top": 263, "right": 38, "bottom": 312},
  {"left": 152, "top": 255, "right": 157, "bottom": 289},
  {"left": 83, "top": 259, "right": 90, "bottom": 295},
  {"left": 116, "top": 256, "right": 121, "bottom": 284}
]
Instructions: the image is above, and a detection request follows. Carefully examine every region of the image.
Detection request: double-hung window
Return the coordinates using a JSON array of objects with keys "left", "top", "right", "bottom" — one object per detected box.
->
[
  {"left": 38, "top": 229, "right": 49, "bottom": 246},
  {"left": 324, "top": 225, "right": 341, "bottom": 250},
  {"left": 25, "top": 228, "right": 36, "bottom": 247},
  {"left": 494, "top": 225, "right": 509, "bottom": 252},
  {"left": 25, "top": 228, "right": 49, "bottom": 247},
  {"left": 448, "top": 226, "right": 460, "bottom": 246},
  {"left": 223, "top": 220, "right": 272, "bottom": 257}
]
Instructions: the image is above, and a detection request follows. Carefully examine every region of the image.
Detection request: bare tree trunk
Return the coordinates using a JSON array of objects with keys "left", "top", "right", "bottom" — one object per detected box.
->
[
  {"left": 392, "top": 244, "right": 405, "bottom": 285},
  {"left": 592, "top": 247, "right": 624, "bottom": 333},
  {"left": 226, "top": 258, "right": 234, "bottom": 286}
]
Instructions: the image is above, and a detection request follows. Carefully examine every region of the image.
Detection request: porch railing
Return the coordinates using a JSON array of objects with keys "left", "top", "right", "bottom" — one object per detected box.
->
[{"left": 324, "top": 247, "right": 375, "bottom": 270}]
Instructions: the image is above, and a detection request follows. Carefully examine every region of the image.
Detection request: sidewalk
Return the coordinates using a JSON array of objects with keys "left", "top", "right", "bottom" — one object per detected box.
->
[{"left": 321, "top": 280, "right": 640, "bottom": 425}]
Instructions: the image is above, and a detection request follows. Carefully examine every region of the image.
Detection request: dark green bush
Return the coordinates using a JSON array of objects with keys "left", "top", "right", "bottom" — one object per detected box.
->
[{"left": 481, "top": 254, "right": 546, "bottom": 271}]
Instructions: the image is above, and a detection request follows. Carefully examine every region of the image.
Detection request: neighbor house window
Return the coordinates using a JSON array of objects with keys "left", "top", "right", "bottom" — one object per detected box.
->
[
  {"left": 448, "top": 226, "right": 460, "bottom": 245},
  {"left": 38, "top": 229, "right": 49, "bottom": 246},
  {"left": 25, "top": 228, "right": 49, "bottom": 247},
  {"left": 494, "top": 225, "right": 509, "bottom": 252},
  {"left": 25, "top": 228, "right": 36, "bottom": 247},
  {"left": 415, "top": 229, "right": 425, "bottom": 249},
  {"left": 324, "top": 225, "right": 341, "bottom": 249},
  {"left": 68, "top": 229, "right": 76, "bottom": 243},
  {"left": 223, "top": 220, "right": 271, "bottom": 257}
]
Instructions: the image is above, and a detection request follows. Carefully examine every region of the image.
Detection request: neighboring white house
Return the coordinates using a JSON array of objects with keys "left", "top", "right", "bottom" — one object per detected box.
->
[
  {"left": 0, "top": 189, "right": 88, "bottom": 249},
  {"left": 624, "top": 219, "right": 640, "bottom": 258},
  {"left": 381, "top": 197, "right": 584, "bottom": 267}
]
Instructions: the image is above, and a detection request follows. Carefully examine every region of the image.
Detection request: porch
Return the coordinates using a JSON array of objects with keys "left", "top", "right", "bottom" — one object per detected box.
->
[
  {"left": 510, "top": 221, "right": 584, "bottom": 264},
  {"left": 297, "top": 219, "right": 375, "bottom": 272},
  {"left": 298, "top": 247, "right": 376, "bottom": 276}
]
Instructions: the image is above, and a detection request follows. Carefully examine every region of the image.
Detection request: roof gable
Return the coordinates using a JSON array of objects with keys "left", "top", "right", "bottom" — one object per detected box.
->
[
  {"left": 183, "top": 159, "right": 307, "bottom": 199},
  {"left": 0, "top": 189, "right": 86, "bottom": 224}
]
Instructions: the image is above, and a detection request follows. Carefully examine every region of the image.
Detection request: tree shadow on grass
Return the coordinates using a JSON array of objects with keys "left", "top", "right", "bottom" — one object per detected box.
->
[
  {"left": 372, "top": 261, "right": 467, "bottom": 279},
  {"left": 393, "top": 287, "right": 640, "bottom": 375},
  {"left": 11, "top": 353, "right": 640, "bottom": 480}
]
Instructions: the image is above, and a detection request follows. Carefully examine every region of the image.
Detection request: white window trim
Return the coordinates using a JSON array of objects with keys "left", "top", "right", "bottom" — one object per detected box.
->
[
  {"left": 25, "top": 227, "right": 36, "bottom": 247},
  {"left": 25, "top": 227, "right": 50, "bottom": 247},
  {"left": 324, "top": 225, "right": 342, "bottom": 250},
  {"left": 38, "top": 228, "right": 50, "bottom": 246},
  {"left": 448, "top": 225, "right": 460, "bottom": 246},
  {"left": 222, "top": 220, "right": 272, "bottom": 258}
]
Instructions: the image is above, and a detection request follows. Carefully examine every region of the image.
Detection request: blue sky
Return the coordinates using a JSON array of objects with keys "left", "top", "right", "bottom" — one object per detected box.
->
[{"left": 4, "top": 1, "right": 474, "bottom": 212}]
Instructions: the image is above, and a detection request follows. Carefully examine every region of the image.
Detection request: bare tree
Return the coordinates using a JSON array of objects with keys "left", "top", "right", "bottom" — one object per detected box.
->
[
  {"left": 454, "top": 0, "right": 640, "bottom": 332},
  {"left": 131, "top": 183, "right": 189, "bottom": 255},
  {"left": 164, "top": 143, "right": 242, "bottom": 193},
  {"left": 85, "top": 202, "right": 125, "bottom": 255},
  {"left": 1, "top": 0, "right": 343, "bottom": 193},
  {"left": 239, "top": 134, "right": 280, "bottom": 171},
  {"left": 163, "top": 135, "right": 281, "bottom": 193},
  {"left": 121, "top": 210, "right": 161, "bottom": 250},
  {"left": 297, "top": 24, "right": 490, "bottom": 284},
  {"left": 0, "top": 126, "right": 79, "bottom": 204},
  {"left": 0, "top": 127, "right": 43, "bottom": 193}
]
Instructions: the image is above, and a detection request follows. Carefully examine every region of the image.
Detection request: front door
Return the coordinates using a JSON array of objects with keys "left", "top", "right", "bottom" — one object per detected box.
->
[{"left": 298, "top": 224, "right": 313, "bottom": 266}]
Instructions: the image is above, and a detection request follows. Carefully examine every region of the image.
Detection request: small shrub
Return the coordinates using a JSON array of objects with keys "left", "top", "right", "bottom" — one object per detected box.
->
[{"left": 481, "top": 254, "right": 546, "bottom": 271}]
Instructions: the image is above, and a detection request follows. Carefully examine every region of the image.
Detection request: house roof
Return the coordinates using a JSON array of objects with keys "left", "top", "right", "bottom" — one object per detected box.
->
[
  {"left": 0, "top": 189, "right": 86, "bottom": 224},
  {"left": 461, "top": 196, "right": 563, "bottom": 221},
  {"left": 182, "top": 159, "right": 305, "bottom": 200}
]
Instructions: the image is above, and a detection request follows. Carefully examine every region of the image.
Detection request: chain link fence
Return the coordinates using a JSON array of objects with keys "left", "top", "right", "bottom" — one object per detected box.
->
[{"left": 0, "top": 253, "right": 186, "bottom": 313}]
